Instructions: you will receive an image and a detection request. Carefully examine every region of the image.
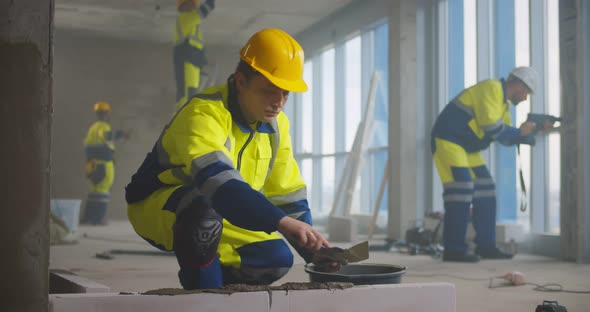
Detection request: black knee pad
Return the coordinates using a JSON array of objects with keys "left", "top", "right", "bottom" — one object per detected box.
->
[{"left": 173, "top": 204, "right": 223, "bottom": 267}]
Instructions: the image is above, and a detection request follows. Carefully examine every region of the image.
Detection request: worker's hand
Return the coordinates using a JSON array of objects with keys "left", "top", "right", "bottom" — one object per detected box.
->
[
  {"left": 519, "top": 121, "right": 537, "bottom": 137},
  {"left": 116, "top": 130, "right": 132, "bottom": 141},
  {"left": 312, "top": 250, "right": 343, "bottom": 273},
  {"left": 542, "top": 120, "right": 556, "bottom": 132},
  {"left": 277, "top": 216, "right": 330, "bottom": 252}
]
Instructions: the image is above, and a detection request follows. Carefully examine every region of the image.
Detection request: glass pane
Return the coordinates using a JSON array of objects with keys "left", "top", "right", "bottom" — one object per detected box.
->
[
  {"left": 321, "top": 157, "right": 335, "bottom": 216},
  {"left": 283, "top": 94, "right": 295, "bottom": 141},
  {"left": 345, "top": 36, "right": 362, "bottom": 151},
  {"left": 371, "top": 23, "right": 389, "bottom": 224},
  {"left": 546, "top": 0, "right": 561, "bottom": 234},
  {"left": 350, "top": 179, "right": 362, "bottom": 215},
  {"left": 547, "top": 133, "right": 560, "bottom": 233},
  {"left": 302, "top": 62, "right": 313, "bottom": 154},
  {"left": 464, "top": 0, "right": 477, "bottom": 87},
  {"left": 514, "top": 0, "right": 532, "bottom": 229},
  {"left": 301, "top": 158, "right": 313, "bottom": 208},
  {"left": 322, "top": 49, "right": 336, "bottom": 154},
  {"left": 373, "top": 22, "right": 389, "bottom": 147}
]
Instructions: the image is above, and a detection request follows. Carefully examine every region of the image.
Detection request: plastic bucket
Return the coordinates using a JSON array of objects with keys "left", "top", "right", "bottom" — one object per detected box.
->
[
  {"left": 50, "top": 199, "right": 81, "bottom": 234},
  {"left": 305, "top": 263, "right": 407, "bottom": 285}
]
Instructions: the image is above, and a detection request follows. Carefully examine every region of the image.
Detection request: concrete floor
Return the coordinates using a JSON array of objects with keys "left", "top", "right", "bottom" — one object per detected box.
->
[{"left": 50, "top": 221, "right": 590, "bottom": 312}]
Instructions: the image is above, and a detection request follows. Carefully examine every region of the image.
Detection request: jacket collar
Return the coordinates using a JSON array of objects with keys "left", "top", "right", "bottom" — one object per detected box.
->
[{"left": 227, "top": 75, "right": 275, "bottom": 134}]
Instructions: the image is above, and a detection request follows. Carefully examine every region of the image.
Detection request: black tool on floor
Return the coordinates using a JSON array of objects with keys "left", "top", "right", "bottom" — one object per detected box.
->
[
  {"left": 369, "top": 213, "right": 443, "bottom": 258},
  {"left": 535, "top": 300, "right": 567, "bottom": 312},
  {"left": 402, "top": 212, "right": 443, "bottom": 257}
]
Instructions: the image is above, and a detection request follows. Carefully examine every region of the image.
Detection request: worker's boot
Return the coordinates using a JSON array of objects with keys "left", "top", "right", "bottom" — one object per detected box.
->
[
  {"left": 475, "top": 246, "right": 514, "bottom": 259},
  {"left": 442, "top": 250, "right": 480, "bottom": 262}
]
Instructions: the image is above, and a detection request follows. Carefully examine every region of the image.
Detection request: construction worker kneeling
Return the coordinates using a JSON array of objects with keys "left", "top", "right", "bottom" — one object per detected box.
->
[{"left": 126, "top": 28, "right": 337, "bottom": 289}]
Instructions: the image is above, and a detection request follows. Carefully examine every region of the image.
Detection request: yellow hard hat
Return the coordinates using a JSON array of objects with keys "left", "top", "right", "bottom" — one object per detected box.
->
[
  {"left": 94, "top": 101, "right": 111, "bottom": 112},
  {"left": 240, "top": 28, "right": 308, "bottom": 92},
  {"left": 177, "top": 0, "right": 199, "bottom": 9}
]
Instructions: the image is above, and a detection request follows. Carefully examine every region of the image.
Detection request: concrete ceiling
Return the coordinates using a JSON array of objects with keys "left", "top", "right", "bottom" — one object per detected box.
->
[{"left": 55, "top": 0, "right": 355, "bottom": 46}]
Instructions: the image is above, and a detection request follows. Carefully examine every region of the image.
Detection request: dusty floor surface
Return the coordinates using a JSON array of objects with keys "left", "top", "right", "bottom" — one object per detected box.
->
[{"left": 50, "top": 221, "right": 590, "bottom": 312}]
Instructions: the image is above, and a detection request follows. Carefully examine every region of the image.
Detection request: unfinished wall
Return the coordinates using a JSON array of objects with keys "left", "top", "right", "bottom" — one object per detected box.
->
[
  {"left": 0, "top": 1, "right": 53, "bottom": 311},
  {"left": 203, "top": 44, "right": 241, "bottom": 88},
  {"left": 52, "top": 29, "right": 175, "bottom": 220},
  {"left": 52, "top": 29, "right": 240, "bottom": 220}
]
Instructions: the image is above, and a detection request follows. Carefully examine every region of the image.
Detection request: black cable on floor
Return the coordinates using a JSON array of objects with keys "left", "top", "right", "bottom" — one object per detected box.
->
[{"left": 527, "top": 283, "right": 590, "bottom": 294}]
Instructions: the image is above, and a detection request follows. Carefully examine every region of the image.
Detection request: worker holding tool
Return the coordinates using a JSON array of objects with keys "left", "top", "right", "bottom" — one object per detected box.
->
[
  {"left": 431, "top": 66, "right": 556, "bottom": 262},
  {"left": 174, "top": 0, "right": 215, "bottom": 111},
  {"left": 83, "top": 101, "right": 128, "bottom": 225},
  {"left": 126, "top": 28, "right": 338, "bottom": 290}
]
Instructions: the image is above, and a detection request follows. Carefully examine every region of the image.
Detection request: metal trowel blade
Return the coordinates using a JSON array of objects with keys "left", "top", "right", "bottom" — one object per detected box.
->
[{"left": 345, "top": 241, "right": 369, "bottom": 263}]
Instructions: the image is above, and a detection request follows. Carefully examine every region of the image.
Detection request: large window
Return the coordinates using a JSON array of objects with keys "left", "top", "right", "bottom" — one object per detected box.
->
[{"left": 292, "top": 23, "right": 389, "bottom": 218}]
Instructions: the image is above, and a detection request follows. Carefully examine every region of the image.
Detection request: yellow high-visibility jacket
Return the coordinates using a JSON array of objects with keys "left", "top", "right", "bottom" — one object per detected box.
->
[
  {"left": 84, "top": 121, "right": 115, "bottom": 161},
  {"left": 174, "top": 11, "right": 204, "bottom": 49},
  {"left": 432, "top": 79, "right": 521, "bottom": 153},
  {"left": 126, "top": 79, "right": 311, "bottom": 238}
]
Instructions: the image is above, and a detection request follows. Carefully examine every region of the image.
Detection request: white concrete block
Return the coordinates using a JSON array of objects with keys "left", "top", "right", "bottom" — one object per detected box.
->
[
  {"left": 495, "top": 223, "right": 525, "bottom": 243},
  {"left": 328, "top": 216, "right": 357, "bottom": 243},
  {"left": 467, "top": 223, "right": 525, "bottom": 244},
  {"left": 286, "top": 283, "right": 455, "bottom": 312},
  {"left": 50, "top": 270, "right": 110, "bottom": 293},
  {"left": 268, "top": 290, "right": 290, "bottom": 312},
  {"left": 50, "top": 283, "right": 455, "bottom": 312},
  {"left": 50, "top": 291, "right": 270, "bottom": 312}
]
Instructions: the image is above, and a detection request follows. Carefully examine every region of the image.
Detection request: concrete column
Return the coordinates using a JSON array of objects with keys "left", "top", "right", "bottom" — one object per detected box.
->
[
  {"left": 387, "top": 0, "right": 417, "bottom": 240},
  {"left": 578, "top": 0, "right": 590, "bottom": 264},
  {"left": 0, "top": 1, "right": 53, "bottom": 311},
  {"left": 559, "top": 0, "right": 590, "bottom": 263}
]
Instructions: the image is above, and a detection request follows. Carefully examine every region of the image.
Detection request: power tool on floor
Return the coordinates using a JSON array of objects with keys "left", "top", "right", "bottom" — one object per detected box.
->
[
  {"left": 535, "top": 300, "right": 567, "bottom": 312},
  {"left": 403, "top": 212, "right": 443, "bottom": 256}
]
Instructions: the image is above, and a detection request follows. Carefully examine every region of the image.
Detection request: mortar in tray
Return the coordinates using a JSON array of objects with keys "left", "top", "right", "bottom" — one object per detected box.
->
[{"left": 305, "top": 263, "right": 407, "bottom": 285}]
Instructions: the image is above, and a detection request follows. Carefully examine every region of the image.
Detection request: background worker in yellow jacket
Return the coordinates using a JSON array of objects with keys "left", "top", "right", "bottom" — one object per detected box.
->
[
  {"left": 174, "top": 0, "right": 215, "bottom": 111},
  {"left": 127, "top": 28, "right": 337, "bottom": 290},
  {"left": 83, "top": 101, "right": 127, "bottom": 225},
  {"left": 431, "top": 67, "right": 555, "bottom": 262}
]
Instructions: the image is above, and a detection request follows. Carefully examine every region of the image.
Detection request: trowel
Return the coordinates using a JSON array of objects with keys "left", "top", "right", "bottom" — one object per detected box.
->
[{"left": 312, "top": 241, "right": 369, "bottom": 266}]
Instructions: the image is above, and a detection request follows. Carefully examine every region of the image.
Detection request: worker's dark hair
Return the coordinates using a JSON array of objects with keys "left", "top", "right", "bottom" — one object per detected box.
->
[{"left": 235, "top": 60, "right": 261, "bottom": 81}]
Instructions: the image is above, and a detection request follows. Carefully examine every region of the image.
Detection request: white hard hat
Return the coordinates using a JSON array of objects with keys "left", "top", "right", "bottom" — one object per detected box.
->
[{"left": 510, "top": 66, "right": 539, "bottom": 94}]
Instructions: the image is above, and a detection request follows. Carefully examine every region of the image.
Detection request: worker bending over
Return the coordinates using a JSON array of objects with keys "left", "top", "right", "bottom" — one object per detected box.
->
[{"left": 431, "top": 67, "right": 555, "bottom": 262}]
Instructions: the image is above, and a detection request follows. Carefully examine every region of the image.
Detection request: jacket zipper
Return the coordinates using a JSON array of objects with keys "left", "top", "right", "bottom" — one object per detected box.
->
[{"left": 237, "top": 131, "right": 255, "bottom": 171}]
